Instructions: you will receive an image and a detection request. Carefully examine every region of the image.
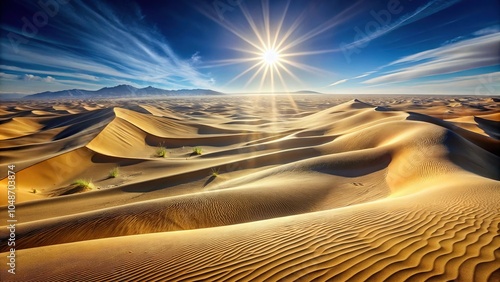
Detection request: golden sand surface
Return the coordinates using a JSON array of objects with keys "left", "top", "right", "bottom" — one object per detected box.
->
[{"left": 0, "top": 95, "right": 499, "bottom": 281}]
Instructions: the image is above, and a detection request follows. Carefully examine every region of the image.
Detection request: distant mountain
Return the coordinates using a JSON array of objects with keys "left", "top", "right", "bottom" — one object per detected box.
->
[
  {"left": 231, "top": 90, "right": 324, "bottom": 95},
  {"left": 293, "top": 90, "right": 323, "bottom": 94},
  {"left": 0, "top": 93, "right": 27, "bottom": 100},
  {"left": 23, "top": 85, "right": 224, "bottom": 99}
]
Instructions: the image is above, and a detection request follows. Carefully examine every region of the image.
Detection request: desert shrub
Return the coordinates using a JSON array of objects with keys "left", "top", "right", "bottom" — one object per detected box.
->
[
  {"left": 109, "top": 167, "right": 120, "bottom": 178},
  {"left": 156, "top": 146, "right": 168, "bottom": 158},
  {"left": 211, "top": 167, "right": 219, "bottom": 177},
  {"left": 72, "top": 179, "right": 95, "bottom": 191},
  {"left": 193, "top": 147, "right": 203, "bottom": 155}
]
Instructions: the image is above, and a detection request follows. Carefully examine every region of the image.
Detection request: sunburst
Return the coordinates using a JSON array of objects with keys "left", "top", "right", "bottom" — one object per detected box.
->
[
  {"left": 199, "top": 0, "right": 360, "bottom": 93},
  {"left": 262, "top": 48, "right": 280, "bottom": 65}
]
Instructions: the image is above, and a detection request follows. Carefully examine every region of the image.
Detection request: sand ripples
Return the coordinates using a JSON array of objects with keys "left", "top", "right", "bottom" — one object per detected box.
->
[{"left": 0, "top": 96, "right": 498, "bottom": 281}]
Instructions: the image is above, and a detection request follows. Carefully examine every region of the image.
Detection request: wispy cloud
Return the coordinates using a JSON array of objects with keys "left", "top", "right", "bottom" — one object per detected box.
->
[
  {"left": 190, "top": 52, "right": 202, "bottom": 65},
  {"left": 0, "top": 72, "right": 19, "bottom": 80},
  {"left": 473, "top": 25, "right": 500, "bottom": 36},
  {"left": 363, "top": 33, "right": 500, "bottom": 84},
  {"left": 0, "top": 65, "right": 100, "bottom": 81},
  {"left": 0, "top": 72, "right": 56, "bottom": 82},
  {"left": 353, "top": 71, "right": 376, "bottom": 79},
  {"left": 328, "top": 79, "right": 348, "bottom": 87},
  {"left": 23, "top": 74, "right": 56, "bottom": 82},
  {"left": 343, "top": 0, "right": 462, "bottom": 49},
  {"left": 363, "top": 72, "right": 500, "bottom": 95},
  {"left": 0, "top": 1, "right": 213, "bottom": 90}
]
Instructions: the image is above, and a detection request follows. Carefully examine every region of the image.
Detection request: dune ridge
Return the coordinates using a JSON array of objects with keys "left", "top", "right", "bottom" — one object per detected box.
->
[{"left": 0, "top": 95, "right": 498, "bottom": 281}]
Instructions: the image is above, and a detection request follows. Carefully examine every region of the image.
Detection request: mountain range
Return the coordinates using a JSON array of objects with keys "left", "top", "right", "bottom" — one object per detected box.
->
[
  {"left": 17, "top": 85, "right": 223, "bottom": 100},
  {"left": 0, "top": 85, "right": 327, "bottom": 100}
]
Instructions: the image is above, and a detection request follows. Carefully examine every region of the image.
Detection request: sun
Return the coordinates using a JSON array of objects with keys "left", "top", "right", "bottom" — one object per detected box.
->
[
  {"left": 262, "top": 48, "right": 280, "bottom": 65},
  {"left": 200, "top": 0, "right": 338, "bottom": 92}
]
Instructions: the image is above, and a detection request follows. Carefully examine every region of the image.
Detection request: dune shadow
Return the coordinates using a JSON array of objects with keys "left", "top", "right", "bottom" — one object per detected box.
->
[
  {"left": 41, "top": 108, "right": 114, "bottom": 130},
  {"left": 314, "top": 153, "right": 392, "bottom": 178},
  {"left": 120, "top": 168, "right": 211, "bottom": 193},
  {"left": 474, "top": 116, "right": 500, "bottom": 140},
  {"left": 145, "top": 134, "right": 250, "bottom": 147},
  {"left": 374, "top": 106, "right": 392, "bottom": 112},
  {"left": 91, "top": 153, "right": 146, "bottom": 166},
  {"left": 406, "top": 112, "right": 499, "bottom": 180},
  {"left": 203, "top": 175, "right": 216, "bottom": 187},
  {"left": 406, "top": 112, "right": 499, "bottom": 156},
  {"left": 52, "top": 121, "right": 107, "bottom": 141}
]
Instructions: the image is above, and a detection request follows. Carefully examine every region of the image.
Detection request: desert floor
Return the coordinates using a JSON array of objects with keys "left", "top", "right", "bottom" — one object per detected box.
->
[{"left": 1, "top": 95, "right": 499, "bottom": 281}]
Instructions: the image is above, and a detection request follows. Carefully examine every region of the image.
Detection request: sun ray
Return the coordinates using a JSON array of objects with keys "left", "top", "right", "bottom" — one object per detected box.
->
[
  {"left": 273, "top": 63, "right": 300, "bottom": 113},
  {"left": 239, "top": 3, "right": 267, "bottom": 50},
  {"left": 274, "top": 6, "right": 310, "bottom": 51},
  {"left": 199, "top": 0, "right": 348, "bottom": 92},
  {"left": 200, "top": 57, "right": 262, "bottom": 69},
  {"left": 276, "top": 61, "right": 303, "bottom": 86},
  {"left": 245, "top": 62, "right": 267, "bottom": 87},
  {"left": 279, "top": 0, "right": 365, "bottom": 53},
  {"left": 228, "top": 47, "right": 263, "bottom": 57},
  {"left": 218, "top": 24, "right": 263, "bottom": 52},
  {"left": 270, "top": 61, "right": 275, "bottom": 92},
  {"left": 280, "top": 49, "right": 338, "bottom": 58},
  {"left": 262, "top": 0, "right": 271, "bottom": 48},
  {"left": 219, "top": 24, "right": 263, "bottom": 52},
  {"left": 259, "top": 65, "right": 270, "bottom": 90},
  {"left": 272, "top": 0, "right": 291, "bottom": 49},
  {"left": 194, "top": 5, "right": 265, "bottom": 52},
  {"left": 224, "top": 61, "right": 264, "bottom": 86},
  {"left": 273, "top": 63, "right": 286, "bottom": 90},
  {"left": 280, "top": 58, "right": 335, "bottom": 76}
]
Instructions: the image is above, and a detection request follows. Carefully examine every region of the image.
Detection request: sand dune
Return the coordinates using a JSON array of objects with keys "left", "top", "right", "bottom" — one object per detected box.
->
[{"left": 0, "top": 95, "right": 499, "bottom": 281}]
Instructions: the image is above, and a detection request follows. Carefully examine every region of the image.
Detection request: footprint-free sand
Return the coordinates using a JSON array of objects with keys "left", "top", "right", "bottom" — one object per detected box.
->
[{"left": 1, "top": 94, "right": 499, "bottom": 281}]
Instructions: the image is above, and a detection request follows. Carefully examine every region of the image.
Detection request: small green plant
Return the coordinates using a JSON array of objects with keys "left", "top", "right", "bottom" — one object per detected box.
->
[
  {"left": 156, "top": 146, "right": 168, "bottom": 158},
  {"left": 211, "top": 167, "right": 220, "bottom": 177},
  {"left": 109, "top": 167, "right": 120, "bottom": 178},
  {"left": 193, "top": 147, "right": 203, "bottom": 155},
  {"left": 72, "top": 179, "right": 95, "bottom": 191}
]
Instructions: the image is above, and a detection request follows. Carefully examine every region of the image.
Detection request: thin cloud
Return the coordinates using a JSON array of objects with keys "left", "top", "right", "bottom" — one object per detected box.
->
[
  {"left": 190, "top": 52, "right": 202, "bottom": 65},
  {"left": 353, "top": 71, "right": 376, "bottom": 79},
  {"left": 328, "top": 79, "right": 348, "bottom": 87},
  {"left": 365, "top": 72, "right": 500, "bottom": 95},
  {"left": 0, "top": 1, "right": 214, "bottom": 89},
  {"left": 0, "top": 72, "right": 19, "bottom": 80},
  {"left": 326, "top": 71, "right": 374, "bottom": 88},
  {"left": 44, "top": 76, "right": 56, "bottom": 83},
  {"left": 439, "top": 25, "right": 500, "bottom": 46},
  {"left": 344, "top": 0, "right": 461, "bottom": 49},
  {"left": 23, "top": 74, "right": 38, "bottom": 81},
  {"left": 363, "top": 33, "right": 500, "bottom": 85},
  {"left": 20, "top": 74, "right": 57, "bottom": 82},
  {"left": 474, "top": 25, "right": 500, "bottom": 36}
]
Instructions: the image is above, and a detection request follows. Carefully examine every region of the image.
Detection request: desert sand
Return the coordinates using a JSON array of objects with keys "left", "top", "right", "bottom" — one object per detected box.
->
[{"left": 0, "top": 94, "right": 499, "bottom": 281}]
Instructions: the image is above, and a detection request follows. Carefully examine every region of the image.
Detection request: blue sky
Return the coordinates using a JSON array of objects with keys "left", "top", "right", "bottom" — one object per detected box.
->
[{"left": 0, "top": 0, "right": 498, "bottom": 94}]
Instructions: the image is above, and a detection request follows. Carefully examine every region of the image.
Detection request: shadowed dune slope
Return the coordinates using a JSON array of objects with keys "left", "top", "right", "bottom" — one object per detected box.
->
[{"left": 0, "top": 96, "right": 499, "bottom": 281}]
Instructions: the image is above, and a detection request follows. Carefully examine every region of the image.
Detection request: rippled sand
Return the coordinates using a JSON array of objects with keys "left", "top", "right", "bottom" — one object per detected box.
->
[{"left": 1, "top": 95, "right": 499, "bottom": 281}]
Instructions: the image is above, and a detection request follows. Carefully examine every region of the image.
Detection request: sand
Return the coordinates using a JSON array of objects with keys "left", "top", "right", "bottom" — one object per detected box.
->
[{"left": 0, "top": 94, "right": 499, "bottom": 281}]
